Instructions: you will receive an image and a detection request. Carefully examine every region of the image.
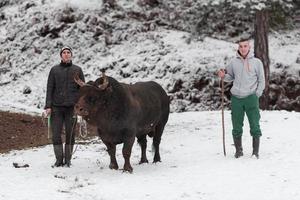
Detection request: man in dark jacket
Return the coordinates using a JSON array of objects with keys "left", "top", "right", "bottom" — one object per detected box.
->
[{"left": 44, "top": 46, "right": 85, "bottom": 167}]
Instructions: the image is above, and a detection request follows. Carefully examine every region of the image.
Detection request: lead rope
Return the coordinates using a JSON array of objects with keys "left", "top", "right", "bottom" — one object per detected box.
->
[
  {"left": 77, "top": 116, "right": 88, "bottom": 138},
  {"left": 69, "top": 115, "right": 88, "bottom": 156}
]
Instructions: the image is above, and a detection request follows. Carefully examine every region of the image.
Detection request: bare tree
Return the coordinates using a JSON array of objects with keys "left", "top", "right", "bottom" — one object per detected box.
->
[{"left": 254, "top": 9, "right": 270, "bottom": 110}]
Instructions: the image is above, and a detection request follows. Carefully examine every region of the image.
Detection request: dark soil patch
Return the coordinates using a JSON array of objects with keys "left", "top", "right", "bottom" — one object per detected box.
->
[
  {"left": 0, "top": 111, "right": 49, "bottom": 153},
  {"left": 0, "top": 111, "right": 97, "bottom": 154}
]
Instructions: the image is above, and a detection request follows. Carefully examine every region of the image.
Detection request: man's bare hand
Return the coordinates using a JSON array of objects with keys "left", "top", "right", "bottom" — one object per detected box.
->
[
  {"left": 43, "top": 108, "right": 51, "bottom": 117},
  {"left": 218, "top": 69, "right": 226, "bottom": 78}
]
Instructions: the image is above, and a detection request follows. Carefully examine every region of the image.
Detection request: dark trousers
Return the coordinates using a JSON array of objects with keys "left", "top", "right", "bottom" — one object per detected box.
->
[{"left": 51, "top": 106, "right": 76, "bottom": 145}]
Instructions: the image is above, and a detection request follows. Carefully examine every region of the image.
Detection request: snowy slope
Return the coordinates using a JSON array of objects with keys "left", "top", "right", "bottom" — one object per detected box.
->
[
  {"left": 0, "top": 0, "right": 299, "bottom": 114},
  {"left": 1, "top": 111, "right": 300, "bottom": 200},
  {"left": 0, "top": 28, "right": 299, "bottom": 115}
]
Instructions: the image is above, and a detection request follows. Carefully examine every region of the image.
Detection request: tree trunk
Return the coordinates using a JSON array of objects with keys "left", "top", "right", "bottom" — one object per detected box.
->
[{"left": 254, "top": 10, "right": 270, "bottom": 110}]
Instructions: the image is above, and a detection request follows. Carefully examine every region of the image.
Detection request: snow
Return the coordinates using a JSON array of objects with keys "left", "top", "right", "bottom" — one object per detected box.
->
[
  {"left": 46, "top": 0, "right": 102, "bottom": 10},
  {"left": 0, "top": 0, "right": 299, "bottom": 113},
  {"left": 1, "top": 111, "right": 300, "bottom": 200},
  {"left": 269, "top": 31, "right": 300, "bottom": 74},
  {"left": 0, "top": 27, "right": 6, "bottom": 39},
  {"left": 0, "top": 28, "right": 299, "bottom": 114},
  {"left": 0, "top": 1, "right": 299, "bottom": 199}
]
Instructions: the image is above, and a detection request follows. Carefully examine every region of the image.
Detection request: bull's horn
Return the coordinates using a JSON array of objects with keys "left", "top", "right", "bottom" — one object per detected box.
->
[
  {"left": 98, "top": 71, "right": 109, "bottom": 90},
  {"left": 74, "top": 73, "right": 85, "bottom": 87}
]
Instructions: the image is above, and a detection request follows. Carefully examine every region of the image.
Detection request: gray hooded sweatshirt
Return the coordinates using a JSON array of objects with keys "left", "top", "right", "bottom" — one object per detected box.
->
[{"left": 224, "top": 51, "right": 265, "bottom": 98}]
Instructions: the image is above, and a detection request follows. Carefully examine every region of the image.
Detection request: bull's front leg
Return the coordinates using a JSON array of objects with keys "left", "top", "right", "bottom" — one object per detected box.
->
[
  {"left": 122, "top": 136, "right": 135, "bottom": 173},
  {"left": 103, "top": 140, "right": 118, "bottom": 170}
]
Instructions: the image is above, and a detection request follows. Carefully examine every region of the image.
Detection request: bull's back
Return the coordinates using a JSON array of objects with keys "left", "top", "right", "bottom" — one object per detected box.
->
[
  {"left": 128, "top": 81, "right": 169, "bottom": 127},
  {"left": 132, "top": 81, "right": 169, "bottom": 108}
]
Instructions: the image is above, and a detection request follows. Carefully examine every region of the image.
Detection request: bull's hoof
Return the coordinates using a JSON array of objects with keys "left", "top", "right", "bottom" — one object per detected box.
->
[
  {"left": 123, "top": 165, "right": 133, "bottom": 173},
  {"left": 109, "top": 163, "right": 119, "bottom": 170},
  {"left": 139, "top": 158, "right": 149, "bottom": 164},
  {"left": 153, "top": 155, "right": 161, "bottom": 163}
]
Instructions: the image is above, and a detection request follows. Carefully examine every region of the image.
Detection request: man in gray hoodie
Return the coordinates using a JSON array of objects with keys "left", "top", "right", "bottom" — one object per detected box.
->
[{"left": 218, "top": 38, "right": 265, "bottom": 159}]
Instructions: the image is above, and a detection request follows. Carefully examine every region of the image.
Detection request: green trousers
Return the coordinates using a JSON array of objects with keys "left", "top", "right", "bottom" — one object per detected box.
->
[{"left": 231, "top": 94, "right": 262, "bottom": 138}]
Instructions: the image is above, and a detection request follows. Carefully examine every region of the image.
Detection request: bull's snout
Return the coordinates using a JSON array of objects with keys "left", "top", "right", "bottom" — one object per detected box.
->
[{"left": 74, "top": 104, "right": 89, "bottom": 116}]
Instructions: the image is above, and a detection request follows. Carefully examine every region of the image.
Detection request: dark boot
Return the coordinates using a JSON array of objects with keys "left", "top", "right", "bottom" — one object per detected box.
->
[
  {"left": 252, "top": 137, "right": 260, "bottom": 159},
  {"left": 233, "top": 136, "right": 243, "bottom": 158},
  {"left": 52, "top": 145, "right": 64, "bottom": 167},
  {"left": 64, "top": 144, "right": 74, "bottom": 167}
]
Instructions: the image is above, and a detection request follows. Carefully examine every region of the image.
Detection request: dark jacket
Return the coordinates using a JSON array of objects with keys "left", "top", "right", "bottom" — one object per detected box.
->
[{"left": 45, "top": 61, "right": 85, "bottom": 109}]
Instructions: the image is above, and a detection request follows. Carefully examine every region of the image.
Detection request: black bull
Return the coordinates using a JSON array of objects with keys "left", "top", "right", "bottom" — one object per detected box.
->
[{"left": 74, "top": 73, "right": 170, "bottom": 172}]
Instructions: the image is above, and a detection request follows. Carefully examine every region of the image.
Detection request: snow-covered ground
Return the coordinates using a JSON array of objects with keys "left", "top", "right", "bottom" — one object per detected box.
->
[{"left": 1, "top": 111, "right": 300, "bottom": 200}]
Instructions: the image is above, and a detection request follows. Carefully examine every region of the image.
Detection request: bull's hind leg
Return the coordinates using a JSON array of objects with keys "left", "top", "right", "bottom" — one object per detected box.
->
[
  {"left": 137, "top": 135, "right": 148, "bottom": 164},
  {"left": 122, "top": 136, "right": 135, "bottom": 173},
  {"left": 103, "top": 140, "right": 118, "bottom": 170},
  {"left": 153, "top": 124, "right": 165, "bottom": 163}
]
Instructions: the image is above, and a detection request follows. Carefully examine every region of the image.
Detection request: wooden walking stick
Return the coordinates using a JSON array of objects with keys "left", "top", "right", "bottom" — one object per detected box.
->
[
  {"left": 220, "top": 76, "right": 226, "bottom": 156},
  {"left": 42, "top": 111, "right": 52, "bottom": 140}
]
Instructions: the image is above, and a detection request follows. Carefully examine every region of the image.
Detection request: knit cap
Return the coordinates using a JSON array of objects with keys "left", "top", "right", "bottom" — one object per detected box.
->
[{"left": 60, "top": 46, "right": 72, "bottom": 56}]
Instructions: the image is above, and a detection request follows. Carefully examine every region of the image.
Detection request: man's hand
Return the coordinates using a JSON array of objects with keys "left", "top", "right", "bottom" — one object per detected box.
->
[
  {"left": 218, "top": 69, "right": 226, "bottom": 79},
  {"left": 43, "top": 108, "right": 51, "bottom": 118}
]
